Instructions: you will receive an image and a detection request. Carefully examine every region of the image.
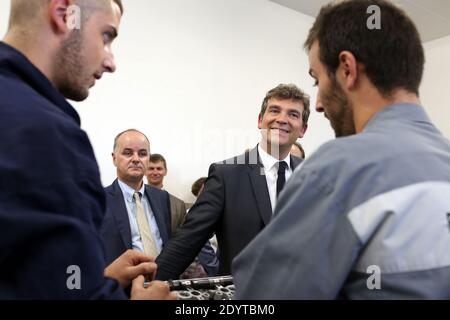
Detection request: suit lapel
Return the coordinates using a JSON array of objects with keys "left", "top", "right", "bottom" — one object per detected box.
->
[
  {"left": 110, "top": 180, "right": 133, "bottom": 250},
  {"left": 145, "top": 186, "right": 170, "bottom": 245},
  {"left": 247, "top": 147, "right": 273, "bottom": 225},
  {"left": 290, "top": 154, "right": 302, "bottom": 170}
]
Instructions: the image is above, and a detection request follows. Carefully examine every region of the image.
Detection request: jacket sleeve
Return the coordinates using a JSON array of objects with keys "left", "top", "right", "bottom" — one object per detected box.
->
[
  {"left": 155, "top": 163, "right": 224, "bottom": 280},
  {"left": 0, "top": 115, "right": 125, "bottom": 299},
  {"left": 197, "top": 240, "right": 219, "bottom": 276}
]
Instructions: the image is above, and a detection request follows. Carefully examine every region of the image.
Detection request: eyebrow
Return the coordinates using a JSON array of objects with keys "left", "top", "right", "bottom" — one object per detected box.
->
[
  {"left": 269, "top": 105, "right": 301, "bottom": 114},
  {"left": 267, "top": 104, "right": 280, "bottom": 110},
  {"left": 122, "top": 148, "right": 147, "bottom": 151}
]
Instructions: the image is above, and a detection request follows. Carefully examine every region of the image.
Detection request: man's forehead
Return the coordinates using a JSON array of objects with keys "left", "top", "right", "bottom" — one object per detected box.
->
[
  {"left": 110, "top": 1, "right": 122, "bottom": 23},
  {"left": 308, "top": 41, "right": 320, "bottom": 70},
  {"left": 267, "top": 98, "right": 304, "bottom": 109},
  {"left": 117, "top": 134, "right": 148, "bottom": 147},
  {"left": 88, "top": 1, "right": 122, "bottom": 27}
]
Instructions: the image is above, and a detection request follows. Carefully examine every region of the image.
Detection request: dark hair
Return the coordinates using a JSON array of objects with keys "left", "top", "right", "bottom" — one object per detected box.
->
[
  {"left": 149, "top": 153, "right": 167, "bottom": 170},
  {"left": 113, "top": 129, "right": 149, "bottom": 151},
  {"left": 191, "top": 177, "right": 207, "bottom": 197},
  {"left": 260, "top": 84, "right": 310, "bottom": 128},
  {"left": 304, "top": 0, "right": 424, "bottom": 96}
]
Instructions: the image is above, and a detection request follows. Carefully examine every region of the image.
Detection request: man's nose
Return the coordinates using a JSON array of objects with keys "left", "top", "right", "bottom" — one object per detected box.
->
[
  {"left": 131, "top": 153, "right": 140, "bottom": 161},
  {"left": 275, "top": 112, "right": 288, "bottom": 124},
  {"left": 103, "top": 50, "right": 116, "bottom": 73},
  {"left": 316, "top": 95, "right": 324, "bottom": 113}
]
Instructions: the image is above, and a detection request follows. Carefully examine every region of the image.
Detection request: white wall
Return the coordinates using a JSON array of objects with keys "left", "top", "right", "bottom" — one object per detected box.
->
[
  {"left": 0, "top": 1, "right": 10, "bottom": 34},
  {"left": 1, "top": 0, "right": 448, "bottom": 203},
  {"left": 421, "top": 35, "right": 450, "bottom": 139}
]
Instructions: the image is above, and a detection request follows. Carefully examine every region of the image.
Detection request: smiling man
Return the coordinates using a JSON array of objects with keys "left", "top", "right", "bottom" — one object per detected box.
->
[
  {"left": 0, "top": 0, "right": 173, "bottom": 299},
  {"left": 233, "top": 0, "right": 450, "bottom": 299},
  {"left": 155, "top": 84, "right": 309, "bottom": 279}
]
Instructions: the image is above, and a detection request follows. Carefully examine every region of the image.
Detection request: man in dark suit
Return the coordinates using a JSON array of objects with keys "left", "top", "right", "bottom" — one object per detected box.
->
[
  {"left": 101, "top": 129, "right": 172, "bottom": 265},
  {"left": 155, "top": 84, "right": 310, "bottom": 279}
]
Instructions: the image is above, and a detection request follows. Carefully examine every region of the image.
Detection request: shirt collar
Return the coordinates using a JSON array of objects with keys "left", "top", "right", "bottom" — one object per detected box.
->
[
  {"left": 117, "top": 179, "right": 145, "bottom": 203},
  {"left": 257, "top": 144, "right": 291, "bottom": 171},
  {"left": 363, "top": 103, "right": 428, "bottom": 133}
]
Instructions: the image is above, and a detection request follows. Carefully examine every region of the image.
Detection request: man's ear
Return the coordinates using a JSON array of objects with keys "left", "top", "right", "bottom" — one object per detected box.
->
[
  {"left": 337, "top": 50, "right": 358, "bottom": 90},
  {"left": 112, "top": 152, "right": 117, "bottom": 167},
  {"left": 299, "top": 124, "right": 308, "bottom": 138},
  {"left": 48, "top": 0, "right": 75, "bottom": 35},
  {"left": 257, "top": 114, "right": 262, "bottom": 129}
]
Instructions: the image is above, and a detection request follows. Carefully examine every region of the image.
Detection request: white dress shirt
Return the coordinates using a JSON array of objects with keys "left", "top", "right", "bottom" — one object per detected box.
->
[
  {"left": 117, "top": 179, "right": 163, "bottom": 254},
  {"left": 257, "top": 144, "right": 293, "bottom": 213}
]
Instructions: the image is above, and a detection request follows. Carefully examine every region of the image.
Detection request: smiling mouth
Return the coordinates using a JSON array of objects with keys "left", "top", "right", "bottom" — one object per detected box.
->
[{"left": 271, "top": 128, "right": 289, "bottom": 134}]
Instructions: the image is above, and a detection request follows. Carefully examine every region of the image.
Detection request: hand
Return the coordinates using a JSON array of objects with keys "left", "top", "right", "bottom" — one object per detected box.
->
[
  {"left": 130, "top": 276, "right": 177, "bottom": 300},
  {"left": 104, "top": 249, "right": 157, "bottom": 288}
]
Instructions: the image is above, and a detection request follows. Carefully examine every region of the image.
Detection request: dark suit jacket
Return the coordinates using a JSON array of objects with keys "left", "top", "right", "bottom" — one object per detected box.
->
[
  {"left": 169, "top": 193, "right": 219, "bottom": 276},
  {"left": 0, "top": 42, "right": 125, "bottom": 299},
  {"left": 101, "top": 179, "right": 172, "bottom": 265},
  {"left": 155, "top": 146, "right": 302, "bottom": 279}
]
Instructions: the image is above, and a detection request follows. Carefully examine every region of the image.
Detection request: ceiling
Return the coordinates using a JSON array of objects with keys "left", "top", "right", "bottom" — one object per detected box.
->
[{"left": 269, "top": 0, "right": 450, "bottom": 42}]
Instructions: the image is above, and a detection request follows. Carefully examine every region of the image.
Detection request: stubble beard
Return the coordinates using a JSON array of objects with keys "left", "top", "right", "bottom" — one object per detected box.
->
[
  {"left": 54, "top": 30, "right": 89, "bottom": 102},
  {"left": 323, "top": 74, "right": 356, "bottom": 138}
]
